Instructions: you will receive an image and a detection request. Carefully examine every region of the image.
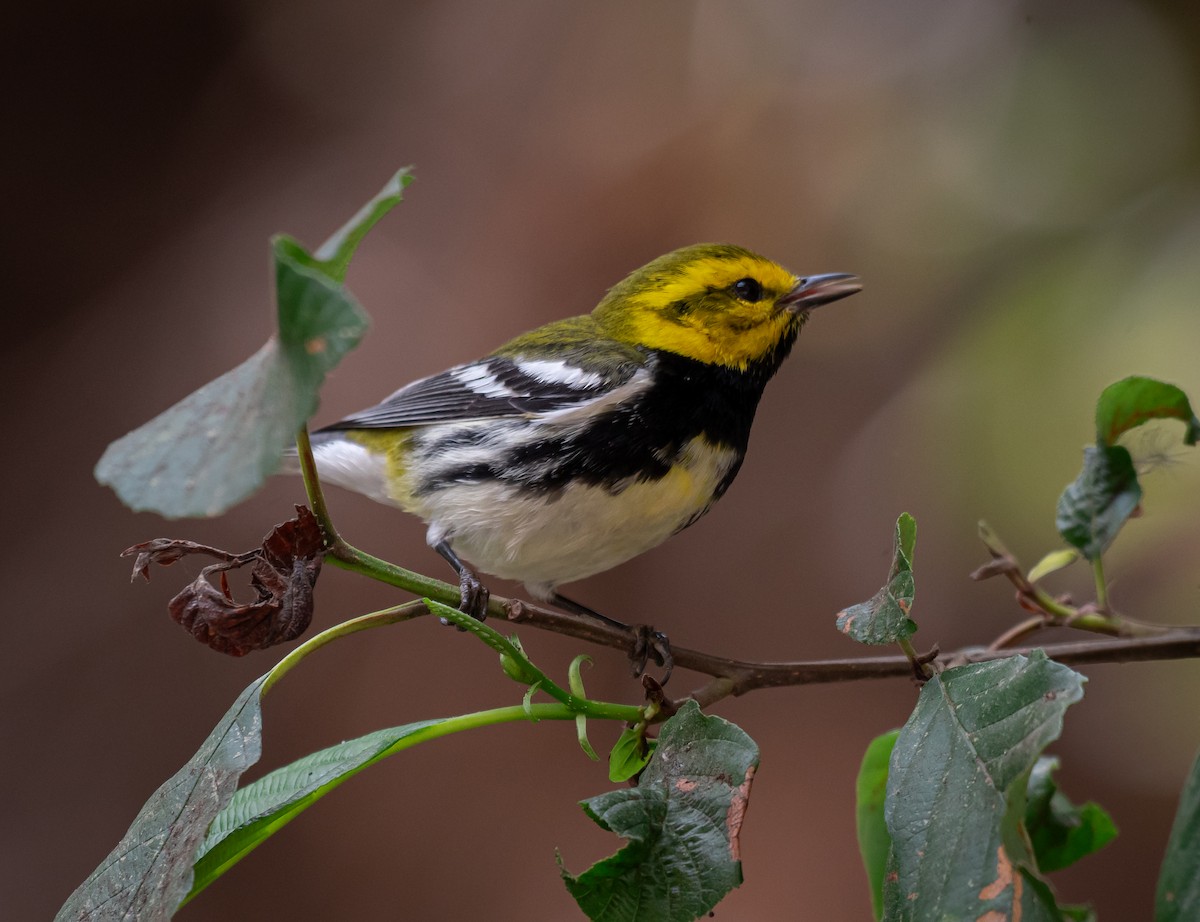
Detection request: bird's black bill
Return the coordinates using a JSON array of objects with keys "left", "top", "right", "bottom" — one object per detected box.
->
[{"left": 779, "top": 272, "right": 862, "bottom": 312}]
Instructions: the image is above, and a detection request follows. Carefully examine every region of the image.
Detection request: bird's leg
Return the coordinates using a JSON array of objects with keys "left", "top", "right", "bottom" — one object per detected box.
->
[
  {"left": 547, "top": 592, "right": 673, "bottom": 683},
  {"left": 433, "top": 539, "right": 489, "bottom": 622}
]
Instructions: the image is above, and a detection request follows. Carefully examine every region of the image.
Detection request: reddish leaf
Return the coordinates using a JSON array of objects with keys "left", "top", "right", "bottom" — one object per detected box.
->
[{"left": 123, "top": 506, "right": 325, "bottom": 655}]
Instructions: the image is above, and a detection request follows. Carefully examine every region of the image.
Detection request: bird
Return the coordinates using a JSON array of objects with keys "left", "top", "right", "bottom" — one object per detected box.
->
[{"left": 300, "top": 243, "right": 860, "bottom": 673}]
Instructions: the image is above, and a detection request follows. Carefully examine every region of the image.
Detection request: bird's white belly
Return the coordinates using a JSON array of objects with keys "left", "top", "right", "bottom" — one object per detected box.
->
[{"left": 420, "top": 436, "right": 740, "bottom": 594}]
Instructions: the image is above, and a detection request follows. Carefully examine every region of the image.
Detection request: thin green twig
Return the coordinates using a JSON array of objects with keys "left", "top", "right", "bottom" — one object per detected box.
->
[
  {"left": 295, "top": 425, "right": 476, "bottom": 612},
  {"left": 1092, "top": 555, "right": 1110, "bottom": 611},
  {"left": 262, "top": 600, "right": 426, "bottom": 695},
  {"left": 294, "top": 426, "right": 339, "bottom": 542}
]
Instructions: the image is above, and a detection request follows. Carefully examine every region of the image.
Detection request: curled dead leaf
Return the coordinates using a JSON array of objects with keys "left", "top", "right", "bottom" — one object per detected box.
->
[{"left": 122, "top": 506, "right": 325, "bottom": 656}]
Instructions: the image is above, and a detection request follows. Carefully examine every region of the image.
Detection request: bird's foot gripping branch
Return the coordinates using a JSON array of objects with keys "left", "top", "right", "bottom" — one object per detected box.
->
[{"left": 67, "top": 171, "right": 1200, "bottom": 922}]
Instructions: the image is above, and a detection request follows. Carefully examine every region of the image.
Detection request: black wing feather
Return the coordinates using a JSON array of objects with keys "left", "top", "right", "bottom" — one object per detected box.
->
[{"left": 317, "top": 353, "right": 644, "bottom": 431}]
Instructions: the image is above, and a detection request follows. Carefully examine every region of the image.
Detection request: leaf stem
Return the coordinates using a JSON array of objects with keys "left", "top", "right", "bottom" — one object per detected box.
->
[
  {"left": 1092, "top": 555, "right": 1110, "bottom": 611},
  {"left": 327, "top": 540, "right": 468, "bottom": 610},
  {"left": 1028, "top": 586, "right": 1078, "bottom": 621},
  {"left": 294, "top": 426, "right": 341, "bottom": 544}
]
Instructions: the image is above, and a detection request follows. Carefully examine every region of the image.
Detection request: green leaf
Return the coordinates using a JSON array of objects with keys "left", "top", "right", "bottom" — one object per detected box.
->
[
  {"left": 609, "top": 727, "right": 654, "bottom": 784},
  {"left": 311, "top": 169, "right": 413, "bottom": 282},
  {"left": 1053, "top": 377, "right": 1200, "bottom": 561},
  {"left": 1055, "top": 443, "right": 1141, "bottom": 559},
  {"left": 1156, "top": 746, "right": 1200, "bottom": 920},
  {"left": 855, "top": 729, "right": 899, "bottom": 921},
  {"left": 271, "top": 234, "right": 375, "bottom": 403},
  {"left": 1027, "top": 548, "right": 1082, "bottom": 584},
  {"left": 55, "top": 676, "right": 267, "bottom": 922},
  {"left": 94, "top": 170, "right": 412, "bottom": 518},
  {"left": 883, "top": 652, "right": 1086, "bottom": 920},
  {"left": 1024, "top": 757, "right": 1117, "bottom": 873},
  {"left": 189, "top": 718, "right": 447, "bottom": 901},
  {"left": 499, "top": 634, "right": 533, "bottom": 683},
  {"left": 1095, "top": 375, "right": 1200, "bottom": 446},
  {"left": 190, "top": 698, "right": 600, "bottom": 903},
  {"left": 836, "top": 512, "right": 918, "bottom": 644},
  {"left": 561, "top": 700, "right": 759, "bottom": 922},
  {"left": 94, "top": 340, "right": 299, "bottom": 518}
]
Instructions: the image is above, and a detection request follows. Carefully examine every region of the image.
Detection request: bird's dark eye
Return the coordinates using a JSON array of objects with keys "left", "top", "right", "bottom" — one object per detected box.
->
[{"left": 732, "top": 277, "right": 764, "bottom": 302}]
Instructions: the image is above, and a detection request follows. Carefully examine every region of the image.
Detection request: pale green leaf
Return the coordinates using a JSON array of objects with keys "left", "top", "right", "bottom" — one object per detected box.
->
[
  {"left": 55, "top": 677, "right": 267, "bottom": 921},
  {"left": 1027, "top": 548, "right": 1082, "bottom": 584},
  {"left": 94, "top": 171, "right": 412, "bottom": 518}
]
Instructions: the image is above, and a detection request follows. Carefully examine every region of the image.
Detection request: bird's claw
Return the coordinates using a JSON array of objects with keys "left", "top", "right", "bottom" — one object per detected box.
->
[
  {"left": 630, "top": 625, "right": 673, "bottom": 685},
  {"left": 440, "top": 571, "right": 490, "bottom": 629}
]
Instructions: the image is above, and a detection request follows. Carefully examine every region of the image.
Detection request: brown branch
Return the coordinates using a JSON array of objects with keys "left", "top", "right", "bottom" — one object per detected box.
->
[
  {"left": 503, "top": 600, "right": 1200, "bottom": 708},
  {"left": 295, "top": 432, "right": 1200, "bottom": 712}
]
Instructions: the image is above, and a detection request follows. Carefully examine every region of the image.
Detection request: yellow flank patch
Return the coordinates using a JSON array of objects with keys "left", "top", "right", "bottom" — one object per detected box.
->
[
  {"left": 618, "top": 436, "right": 728, "bottom": 529},
  {"left": 662, "top": 461, "right": 695, "bottom": 500},
  {"left": 347, "top": 429, "right": 417, "bottom": 506}
]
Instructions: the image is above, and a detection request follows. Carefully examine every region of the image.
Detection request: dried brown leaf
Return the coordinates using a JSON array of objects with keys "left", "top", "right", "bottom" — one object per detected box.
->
[{"left": 125, "top": 506, "right": 325, "bottom": 655}]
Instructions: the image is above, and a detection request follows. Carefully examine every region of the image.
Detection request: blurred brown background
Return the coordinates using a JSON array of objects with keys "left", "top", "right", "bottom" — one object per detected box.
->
[{"left": 7, "top": 1, "right": 1200, "bottom": 919}]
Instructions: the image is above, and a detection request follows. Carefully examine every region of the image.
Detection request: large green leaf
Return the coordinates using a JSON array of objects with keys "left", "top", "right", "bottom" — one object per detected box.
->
[
  {"left": 94, "top": 169, "right": 412, "bottom": 518},
  {"left": 187, "top": 697, "right": 607, "bottom": 904},
  {"left": 1156, "top": 747, "right": 1200, "bottom": 920},
  {"left": 1055, "top": 443, "right": 1141, "bottom": 559},
  {"left": 55, "top": 676, "right": 267, "bottom": 922},
  {"left": 883, "top": 652, "right": 1085, "bottom": 921},
  {"left": 1025, "top": 757, "right": 1117, "bottom": 873},
  {"left": 837, "top": 512, "right": 917, "bottom": 644},
  {"left": 560, "top": 700, "right": 759, "bottom": 922},
  {"left": 188, "top": 718, "right": 448, "bottom": 901},
  {"left": 1095, "top": 375, "right": 1200, "bottom": 446},
  {"left": 856, "top": 730, "right": 899, "bottom": 921}
]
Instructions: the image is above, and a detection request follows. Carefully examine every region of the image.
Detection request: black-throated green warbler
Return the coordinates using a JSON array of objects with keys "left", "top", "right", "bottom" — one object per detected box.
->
[{"left": 305, "top": 244, "right": 860, "bottom": 664}]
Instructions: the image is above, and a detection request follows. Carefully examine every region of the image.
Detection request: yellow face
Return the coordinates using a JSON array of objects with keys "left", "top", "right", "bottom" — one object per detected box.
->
[{"left": 594, "top": 245, "right": 803, "bottom": 370}]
